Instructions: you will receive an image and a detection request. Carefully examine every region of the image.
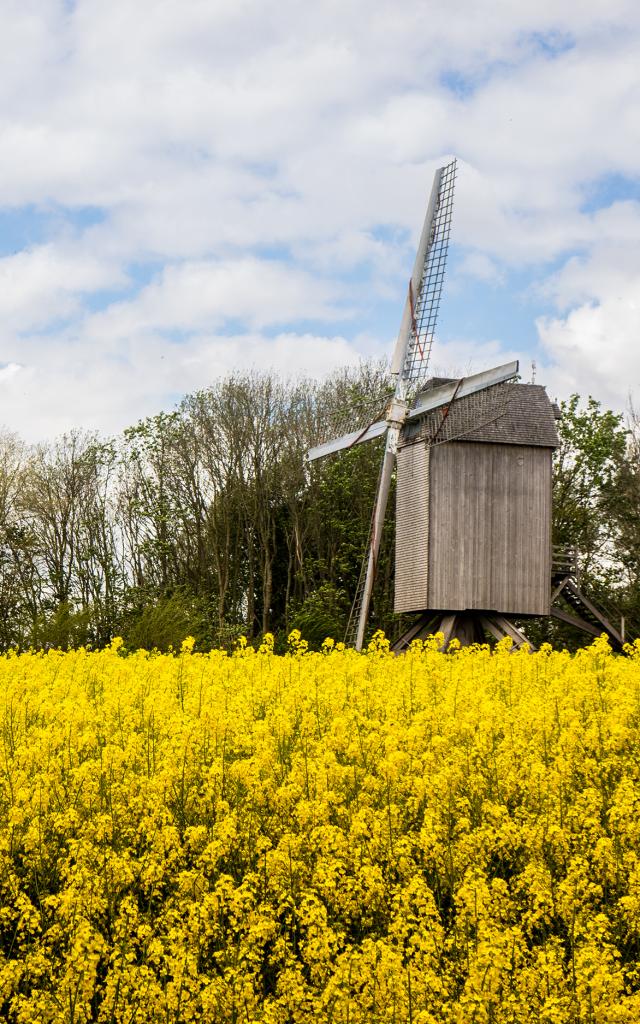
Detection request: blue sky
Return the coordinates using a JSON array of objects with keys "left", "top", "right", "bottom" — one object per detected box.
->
[{"left": 0, "top": 0, "right": 639, "bottom": 440}]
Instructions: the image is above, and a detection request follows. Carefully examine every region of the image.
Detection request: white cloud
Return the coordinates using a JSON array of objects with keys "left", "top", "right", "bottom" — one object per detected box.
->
[
  {"left": 85, "top": 258, "right": 346, "bottom": 340},
  {"left": 456, "top": 251, "right": 505, "bottom": 284},
  {"left": 538, "top": 274, "right": 640, "bottom": 409},
  {"left": 539, "top": 203, "right": 640, "bottom": 309},
  {"left": 0, "top": 328, "right": 362, "bottom": 442},
  {"left": 430, "top": 336, "right": 523, "bottom": 382},
  {"left": 528, "top": 201, "right": 640, "bottom": 409},
  {"left": 0, "top": 362, "right": 21, "bottom": 384},
  {"left": 0, "top": 0, "right": 639, "bottom": 437},
  {"left": 0, "top": 244, "right": 124, "bottom": 330}
]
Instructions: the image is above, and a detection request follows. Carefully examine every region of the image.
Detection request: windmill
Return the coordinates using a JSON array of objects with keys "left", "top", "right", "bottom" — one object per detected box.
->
[
  {"left": 307, "top": 160, "right": 458, "bottom": 648},
  {"left": 307, "top": 160, "right": 631, "bottom": 652}
]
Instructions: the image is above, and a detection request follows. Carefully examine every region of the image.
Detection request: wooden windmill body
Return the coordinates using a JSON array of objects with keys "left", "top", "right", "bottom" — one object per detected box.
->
[
  {"left": 392, "top": 376, "right": 560, "bottom": 648},
  {"left": 307, "top": 160, "right": 628, "bottom": 650}
]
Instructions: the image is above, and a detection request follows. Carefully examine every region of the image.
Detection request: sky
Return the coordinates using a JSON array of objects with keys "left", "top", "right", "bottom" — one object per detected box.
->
[{"left": 0, "top": 0, "right": 639, "bottom": 442}]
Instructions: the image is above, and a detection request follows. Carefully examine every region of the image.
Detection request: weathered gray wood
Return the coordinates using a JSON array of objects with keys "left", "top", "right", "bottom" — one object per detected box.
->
[
  {"left": 561, "top": 580, "right": 622, "bottom": 644},
  {"left": 448, "top": 613, "right": 485, "bottom": 646},
  {"left": 395, "top": 439, "right": 552, "bottom": 615},
  {"left": 390, "top": 612, "right": 439, "bottom": 652},
  {"left": 429, "top": 441, "right": 552, "bottom": 615},
  {"left": 403, "top": 382, "right": 560, "bottom": 450},
  {"left": 551, "top": 576, "right": 570, "bottom": 603},
  {"left": 550, "top": 606, "right": 603, "bottom": 639},
  {"left": 392, "top": 610, "right": 534, "bottom": 652},
  {"left": 481, "top": 614, "right": 534, "bottom": 649},
  {"left": 437, "top": 613, "right": 458, "bottom": 644},
  {"left": 395, "top": 443, "right": 430, "bottom": 612}
]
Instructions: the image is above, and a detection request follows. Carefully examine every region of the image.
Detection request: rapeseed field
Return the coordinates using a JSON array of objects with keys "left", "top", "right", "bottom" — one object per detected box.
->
[{"left": 2, "top": 631, "right": 640, "bottom": 1023}]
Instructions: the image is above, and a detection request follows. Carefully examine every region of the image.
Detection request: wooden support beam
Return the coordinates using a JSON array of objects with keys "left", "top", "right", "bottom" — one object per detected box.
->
[
  {"left": 392, "top": 610, "right": 539, "bottom": 654},
  {"left": 550, "top": 606, "right": 604, "bottom": 640},
  {"left": 449, "top": 613, "right": 485, "bottom": 647},
  {"left": 438, "top": 614, "right": 458, "bottom": 645},
  {"left": 562, "top": 582, "right": 622, "bottom": 646},
  {"left": 391, "top": 613, "right": 438, "bottom": 653},
  {"left": 480, "top": 614, "right": 534, "bottom": 650},
  {"left": 550, "top": 576, "right": 570, "bottom": 604}
]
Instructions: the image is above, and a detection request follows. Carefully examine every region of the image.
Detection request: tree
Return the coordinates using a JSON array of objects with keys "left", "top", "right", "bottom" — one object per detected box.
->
[
  {"left": 552, "top": 394, "right": 628, "bottom": 577},
  {"left": 1, "top": 370, "right": 638, "bottom": 653},
  {"left": 0, "top": 431, "right": 32, "bottom": 645},
  {"left": 605, "top": 402, "right": 640, "bottom": 618}
]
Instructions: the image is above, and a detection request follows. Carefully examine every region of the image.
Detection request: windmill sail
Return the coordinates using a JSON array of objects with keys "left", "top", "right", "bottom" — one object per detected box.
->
[
  {"left": 350, "top": 159, "right": 457, "bottom": 649},
  {"left": 305, "top": 158, "right": 457, "bottom": 650},
  {"left": 392, "top": 159, "right": 457, "bottom": 391}
]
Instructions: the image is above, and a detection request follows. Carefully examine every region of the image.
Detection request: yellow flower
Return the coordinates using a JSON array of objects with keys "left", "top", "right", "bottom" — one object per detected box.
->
[
  {"left": 0, "top": 632, "right": 638, "bottom": 1021},
  {"left": 180, "top": 635, "right": 196, "bottom": 655}
]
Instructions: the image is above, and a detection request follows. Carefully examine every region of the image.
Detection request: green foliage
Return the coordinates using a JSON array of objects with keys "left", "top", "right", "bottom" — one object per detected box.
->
[
  {"left": 28, "top": 602, "right": 94, "bottom": 650},
  {"left": 606, "top": 413, "right": 640, "bottom": 594},
  {"left": 122, "top": 590, "right": 210, "bottom": 652},
  {"left": 211, "top": 619, "right": 248, "bottom": 652},
  {"left": 289, "top": 582, "right": 350, "bottom": 648},
  {"left": 1, "top": 370, "right": 640, "bottom": 654},
  {"left": 553, "top": 394, "right": 627, "bottom": 562},
  {"left": 546, "top": 394, "right": 639, "bottom": 649}
]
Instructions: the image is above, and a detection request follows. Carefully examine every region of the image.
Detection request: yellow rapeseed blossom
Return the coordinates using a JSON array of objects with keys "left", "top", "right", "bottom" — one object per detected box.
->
[{"left": 1, "top": 634, "right": 640, "bottom": 1021}]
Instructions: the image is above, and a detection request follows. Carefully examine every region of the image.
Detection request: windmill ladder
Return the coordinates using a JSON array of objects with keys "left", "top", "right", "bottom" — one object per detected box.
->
[{"left": 550, "top": 550, "right": 639, "bottom": 649}]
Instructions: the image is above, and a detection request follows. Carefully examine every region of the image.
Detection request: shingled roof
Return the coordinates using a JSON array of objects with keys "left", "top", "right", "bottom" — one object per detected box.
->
[{"left": 401, "top": 381, "right": 560, "bottom": 449}]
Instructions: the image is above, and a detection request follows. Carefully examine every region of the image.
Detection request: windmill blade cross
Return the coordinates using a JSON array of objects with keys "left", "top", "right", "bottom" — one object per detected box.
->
[
  {"left": 391, "top": 168, "right": 443, "bottom": 379},
  {"left": 305, "top": 159, "right": 457, "bottom": 649},
  {"left": 307, "top": 418, "right": 388, "bottom": 462},
  {"left": 406, "top": 361, "right": 520, "bottom": 422},
  {"left": 349, "top": 160, "right": 456, "bottom": 648}
]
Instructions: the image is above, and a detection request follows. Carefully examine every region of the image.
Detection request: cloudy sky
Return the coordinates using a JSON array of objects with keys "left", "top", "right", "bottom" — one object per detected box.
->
[{"left": 0, "top": 0, "right": 639, "bottom": 441}]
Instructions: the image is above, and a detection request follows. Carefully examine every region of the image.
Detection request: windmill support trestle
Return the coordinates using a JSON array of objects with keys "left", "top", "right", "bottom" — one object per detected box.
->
[{"left": 391, "top": 611, "right": 534, "bottom": 653}]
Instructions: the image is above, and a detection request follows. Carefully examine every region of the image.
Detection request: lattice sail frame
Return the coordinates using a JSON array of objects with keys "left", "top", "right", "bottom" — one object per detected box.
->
[
  {"left": 401, "top": 159, "right": 457, "bottom": 391},
  {"left": 316, "top": 388, "right": 394, "bottom": 449}
]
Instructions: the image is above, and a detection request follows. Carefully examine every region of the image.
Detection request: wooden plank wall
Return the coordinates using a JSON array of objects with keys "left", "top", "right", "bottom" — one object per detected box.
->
[
  {"left": 394, "top": 443, "right": 430, "bottom": 613},
  {"left": 427, "top": 441, "right": 552, "bottom": 615}
]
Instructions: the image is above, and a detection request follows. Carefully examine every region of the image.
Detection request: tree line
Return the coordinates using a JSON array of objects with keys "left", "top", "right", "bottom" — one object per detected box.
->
[{"left": 0, "top": 365, "right": 637, "bottom": 651}]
